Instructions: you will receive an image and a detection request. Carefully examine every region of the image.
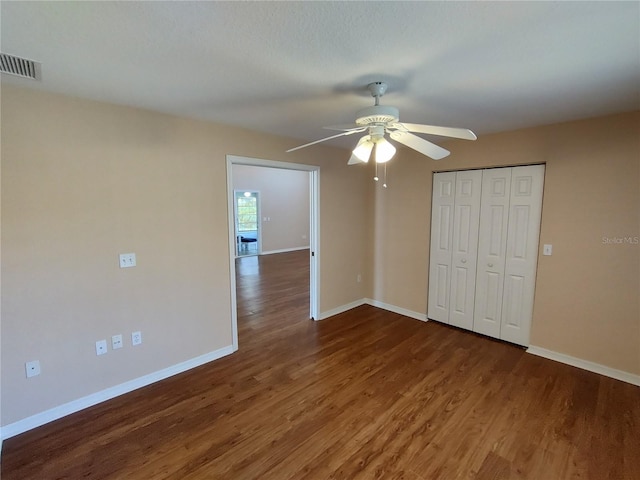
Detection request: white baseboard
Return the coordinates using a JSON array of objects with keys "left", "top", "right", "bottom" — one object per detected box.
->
[
  {"left": 260, "top": 246, "right": 310, "bottom": 255},
  {"left": 318, "top": 298, "right": 427, "bottom": 323},
  {"left": 527, "top": 345, "right": 640, "bottom": 387},
  {"left": 1, "top": 344, "right": 235, "bottom": 441},
  {"left": 364, "top": 298, "right": 428, "bottom": 322},
  {"left": 317, "top": 299, "right": 367, "bottom": 320}
]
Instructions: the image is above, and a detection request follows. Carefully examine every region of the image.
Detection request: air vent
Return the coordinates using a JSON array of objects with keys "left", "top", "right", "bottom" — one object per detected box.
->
[{"left": 0, "top": 53, "right": 41, "bottom": 81}]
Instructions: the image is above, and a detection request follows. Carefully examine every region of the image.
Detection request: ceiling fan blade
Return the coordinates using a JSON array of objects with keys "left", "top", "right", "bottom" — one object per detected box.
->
[
  {"left": 286, "top": 129, "right": 364, "bottom": 153},
  {"left": 389, "top": 131, "right": 450, "bottom": 160},
  {"left": 392, "top": 122, "right": 477, "bottom": 141},
  {"left": 323, "top": 123, "right": 362, "bottom": 131}
]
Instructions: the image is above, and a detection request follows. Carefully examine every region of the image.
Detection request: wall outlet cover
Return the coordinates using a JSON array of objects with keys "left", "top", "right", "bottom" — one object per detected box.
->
[
  {"left": 132, "top": 331, "right": 142, "bottom": 346},
  {"left": 119, "top": 253, "right": 137, "bottom": 268},
  {"left": 26, "top": 360, "right": 41, "bottom": 378},
  {"left": 96, "top": 339, "right": 108, "bottom": 355},
  {"left": 112, "top": 334, "right": 123, "bottom": 350}
]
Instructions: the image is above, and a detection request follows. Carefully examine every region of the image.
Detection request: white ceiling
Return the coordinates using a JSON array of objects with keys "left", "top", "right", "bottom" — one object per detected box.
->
[{"left": 2, "top": 1, "right": 639, "bottom": 149}]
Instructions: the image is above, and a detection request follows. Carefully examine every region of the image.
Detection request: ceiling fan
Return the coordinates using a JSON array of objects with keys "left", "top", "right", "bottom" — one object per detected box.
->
[{"left": 287, "top": 82, "right": 477, "bottom": 165}]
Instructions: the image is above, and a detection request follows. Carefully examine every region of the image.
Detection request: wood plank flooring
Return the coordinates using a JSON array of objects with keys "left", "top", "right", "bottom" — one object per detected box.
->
[{"left": 2, "top": 249, "right": 639, "bottom": 479}]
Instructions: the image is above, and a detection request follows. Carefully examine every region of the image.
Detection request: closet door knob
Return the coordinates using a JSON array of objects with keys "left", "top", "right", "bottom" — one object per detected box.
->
[
  {"left": 488, "top": 263, "right": 494, "bottom": 267},
  {"left": 461, "top": 259, "right": 467, "bottom": 264}
]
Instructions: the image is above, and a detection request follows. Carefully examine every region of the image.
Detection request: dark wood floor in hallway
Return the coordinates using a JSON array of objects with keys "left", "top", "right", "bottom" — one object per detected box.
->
[{"left": 2, "top": 249, "right": 639, "bottom": 479}]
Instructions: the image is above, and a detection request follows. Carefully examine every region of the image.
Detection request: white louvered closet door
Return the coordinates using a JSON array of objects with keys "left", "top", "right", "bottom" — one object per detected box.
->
[
  {"left": 427, "top": 172, "right": 456, "bottom": 323},
  {"left": 448, "top": 170, "right": 482, "bottom": 330}
]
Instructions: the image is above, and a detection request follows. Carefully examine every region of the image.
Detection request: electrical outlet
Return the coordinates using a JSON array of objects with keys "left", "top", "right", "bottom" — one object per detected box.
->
[
  {"left": 119, "top": 253, "right": 137, "bottom": 268},
  {"left": 131, "top": 331, "right": 142, "bottom": 346},
  {"left": 357, "top": 274, "right": 362, "bottom": 283},
  {"left": 25, "top": 360, "right": 41, "bottom": 378},
  {"left": 112, "top": 334, "right": 123, "bottom": 350},
  {"left": 96, "top": 339, "right": 108, "bottom": 355}
]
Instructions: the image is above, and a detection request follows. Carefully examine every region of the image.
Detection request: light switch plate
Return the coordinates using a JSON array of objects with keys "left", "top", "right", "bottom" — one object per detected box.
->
[
  {"left": 119, "top": 253, "right": 136, "bottom": 268},
  {"left": 543, "top": 244, "right": 553, "bottom": 256}
]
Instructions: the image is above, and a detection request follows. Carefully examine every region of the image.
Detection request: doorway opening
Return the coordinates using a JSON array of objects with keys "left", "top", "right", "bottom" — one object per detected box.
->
[
  {"left": 226, "top": 155, "right": 320, "bottom": 352},
  {"left": 235, "top": 190, "right": 260, "bottom": 256}
]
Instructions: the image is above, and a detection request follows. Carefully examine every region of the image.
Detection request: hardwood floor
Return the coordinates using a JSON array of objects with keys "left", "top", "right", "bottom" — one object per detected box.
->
[{"left": 2, "top": 249, "right": 639, "bottom": 479}]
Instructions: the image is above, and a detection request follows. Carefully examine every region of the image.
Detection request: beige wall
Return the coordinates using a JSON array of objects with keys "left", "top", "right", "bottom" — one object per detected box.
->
[
  {"left": 370, "top": 111, "right": 640, "bottom": 375},
  {"left": 2, "top": 83, "right": 637, "bottom": 431},
  {"left": 1, "top": 85, "right": 369, "bottom": 426},
  {"left": 232, "top": 165, "right": 310, "bottom": 253}
]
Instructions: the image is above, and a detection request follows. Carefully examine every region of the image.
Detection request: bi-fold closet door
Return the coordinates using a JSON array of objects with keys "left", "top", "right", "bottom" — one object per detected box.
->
[
  {"left": 428, "top": 170, "right": 482, "bottom": 330},
  {"left": 427, "top": 165, "right": 544, "bottom": 346}
]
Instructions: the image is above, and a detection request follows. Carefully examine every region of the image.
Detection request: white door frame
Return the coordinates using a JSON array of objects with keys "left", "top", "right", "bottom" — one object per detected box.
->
[{"left": 226, "top": 155, "right": 320, "bottom": 352}]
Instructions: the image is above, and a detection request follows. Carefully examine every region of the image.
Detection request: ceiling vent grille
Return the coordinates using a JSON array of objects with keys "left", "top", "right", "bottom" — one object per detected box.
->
[{"left": 0, "top": 53, "right": 41, "bottom": 80}]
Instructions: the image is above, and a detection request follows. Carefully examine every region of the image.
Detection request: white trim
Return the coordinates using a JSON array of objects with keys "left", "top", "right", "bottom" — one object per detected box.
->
[
  {"left": 527, "top": 345, "right": 640, "bottom": 387},
  {"left": 226, "top": 159, "right": 240, "bottom": 351},
  {"left": 309, "top": 168, "right": 320, "bottom": 321},
  {"left": 227, "top": 156, "right": 319, "bottom": 172},
  {"left": 1, "top": 345, "right": 235, "bottom": 440},
  {"left": 365, "top": 298, "right": 428, "bottom": 322},
  {"left": 317, "top": 299, "right": 367, "bottom": 320},
  {"left": 318, "top": 298, "right": 428, "bottom": 323},
  {"left": 259, "top": 246, "right": 310, "bottom": 256}
]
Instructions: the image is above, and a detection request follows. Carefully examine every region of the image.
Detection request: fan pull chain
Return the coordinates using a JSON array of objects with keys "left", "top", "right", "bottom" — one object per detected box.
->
[{"left": 373, "top": 162, "right": 388, "bottom": 187}]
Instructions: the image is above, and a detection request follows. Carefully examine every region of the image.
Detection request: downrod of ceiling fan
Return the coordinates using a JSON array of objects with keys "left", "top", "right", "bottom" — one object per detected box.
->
[
  {"left": 356, "top": 82, "right": 397, "bottom": 124},
  {"left": 368, "top": 82, "right": 388, "bottom": 105}
]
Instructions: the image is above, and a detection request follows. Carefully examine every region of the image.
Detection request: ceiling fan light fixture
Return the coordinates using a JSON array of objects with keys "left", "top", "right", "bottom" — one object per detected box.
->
[
  {"left": 374, "top": 137, "right": 396, "bottom": 163},
  {"left": 286, "top": 81, "right": 476, "bottom": 169},
  {"left": 352, "top": 135, "right": 374, "bottom": 163}
]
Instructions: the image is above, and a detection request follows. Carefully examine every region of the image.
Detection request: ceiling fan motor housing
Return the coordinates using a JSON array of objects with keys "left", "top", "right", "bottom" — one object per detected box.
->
[{"left": 355, "top": 105, "right": 399, "bottom": 126}]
